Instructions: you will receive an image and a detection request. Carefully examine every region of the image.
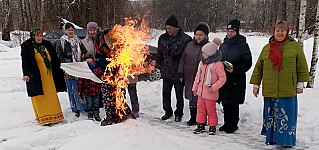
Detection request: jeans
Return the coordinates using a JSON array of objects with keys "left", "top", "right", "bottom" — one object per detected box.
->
[
  {"left": 162, "top": 78, "right": 184, "bottom": 117},
  {"left": 65, "top": 78, "right": 87, "bottom": 112},
  {"left": 85, "top": 94, "right": 100, "bottom": 112}
]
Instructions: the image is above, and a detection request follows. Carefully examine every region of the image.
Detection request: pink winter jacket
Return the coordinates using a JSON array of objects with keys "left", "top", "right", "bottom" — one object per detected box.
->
[{"left": 192, "top": 61, "right": 226, "bottom": 100}]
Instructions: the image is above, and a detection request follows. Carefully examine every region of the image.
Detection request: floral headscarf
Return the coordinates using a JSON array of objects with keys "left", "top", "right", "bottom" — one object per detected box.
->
[{"left": 30, "top": 28, "right": 52, "bottom": 72}]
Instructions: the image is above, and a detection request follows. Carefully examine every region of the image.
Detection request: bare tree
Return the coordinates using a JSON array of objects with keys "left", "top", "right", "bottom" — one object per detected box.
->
[
  {"left": 2, "top": 0, "right": 13, "bottom": 41},
  {"left": 307, "top": 0, "right": 319, "bottom": 88},
  {"left": 298, "top": 0, "right": 307, "bottom": 47}
]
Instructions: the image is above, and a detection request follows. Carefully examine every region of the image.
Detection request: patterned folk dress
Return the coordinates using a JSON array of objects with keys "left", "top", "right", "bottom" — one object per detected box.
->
[
  {"left": 100, "top": 83, "right": 131, "bottom": 126},
  {"left": 262, "top": 96, "right": 298, "bottom": 146},
  {"left": 31, "top": 48, "right": 64, "bottom": 125}
]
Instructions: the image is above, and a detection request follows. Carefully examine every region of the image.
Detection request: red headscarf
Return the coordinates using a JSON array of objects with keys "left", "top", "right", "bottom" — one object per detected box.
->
[{"left": 269, "top": 20, "right": 289, "bottom": 72}]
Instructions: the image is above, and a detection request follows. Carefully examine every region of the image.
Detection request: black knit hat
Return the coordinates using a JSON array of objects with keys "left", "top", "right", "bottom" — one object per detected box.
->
[
  {"left": 227, "top": 19, "right": 240, "bottom": 34},
  {"left": 165, "top": 15, "right": 179, "bottom": 28},
  {"left": 194, "top": 22, "right": 210, "bottom": 37}
]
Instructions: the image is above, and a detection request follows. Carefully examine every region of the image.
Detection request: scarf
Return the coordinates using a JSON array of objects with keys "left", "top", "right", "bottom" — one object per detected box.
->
[
  {"left": 30, "top": 28, "right": 52, "bottom": 72},
  {"left": 269, "top": 21, "right": 289, "bottom": 72},
  {"left": 61, "top": 34, "right": 82, "bottom": 62},
  {"left": 196, "top": 50, "right": 222, "bottom": 86}
]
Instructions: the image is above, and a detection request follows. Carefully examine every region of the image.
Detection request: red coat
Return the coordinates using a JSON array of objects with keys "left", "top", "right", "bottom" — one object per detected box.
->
[{"left": 192, "top": 61, "right": 226, "bottom": 100}]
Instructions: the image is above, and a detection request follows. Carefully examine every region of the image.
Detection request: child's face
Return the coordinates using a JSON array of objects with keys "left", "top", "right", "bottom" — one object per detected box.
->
[
  {"left": 202, "top": 52, "right": 209, "bottom": 59},
  {"left": 85, "top": 58, "right": 94, "bottom": 63}
]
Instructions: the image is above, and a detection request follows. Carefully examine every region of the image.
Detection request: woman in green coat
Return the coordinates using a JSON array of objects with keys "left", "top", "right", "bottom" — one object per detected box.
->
[{"left": 250, "top": 21, "right": 309, "bottom": 147}]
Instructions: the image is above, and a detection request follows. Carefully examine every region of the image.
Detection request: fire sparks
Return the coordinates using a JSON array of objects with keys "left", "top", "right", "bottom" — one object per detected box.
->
[{"left": 102, "top": 18, "right": 152, "bottom": 119}]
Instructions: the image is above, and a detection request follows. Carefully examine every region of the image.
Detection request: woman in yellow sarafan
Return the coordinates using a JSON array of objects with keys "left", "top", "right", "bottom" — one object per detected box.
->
[{"left": 21, "top": 28, "right": 66, "bottom": 126}]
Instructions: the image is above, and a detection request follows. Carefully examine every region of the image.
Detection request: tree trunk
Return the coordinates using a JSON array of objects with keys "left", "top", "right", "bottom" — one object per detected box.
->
[
  {"left": 281, "top": 0, "right": 287, "bottom": 20},
  {"left": 27, "top": 0, "right": 33, "bottom": 28},
  {"left": 298, "top": 0, "right": 307, "bottom": 47},
  {"left": 40, "top": 0, "right": 45, "bottom": 29},
  {"left": 307, "top": 0, "right": 319, "bottom": 88},
  {"left": 2, "top": 0, "right": 12, "bottom": 41}
]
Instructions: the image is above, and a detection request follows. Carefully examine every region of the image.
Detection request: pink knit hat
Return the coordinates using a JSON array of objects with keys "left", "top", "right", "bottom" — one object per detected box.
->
[
  {"left": 87, "top": 22, "right": 98, "bottom": 31},
  {"left": 202, "top": 38, "right": 222, "bottom": 56}
]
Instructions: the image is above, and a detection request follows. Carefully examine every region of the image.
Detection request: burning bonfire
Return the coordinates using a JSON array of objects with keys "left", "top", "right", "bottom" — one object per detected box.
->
[{"left": 100, "top": 18, "right": 152, "bottom": 125}]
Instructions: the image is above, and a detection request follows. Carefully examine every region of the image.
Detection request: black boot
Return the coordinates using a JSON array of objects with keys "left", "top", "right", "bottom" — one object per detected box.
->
[
  {"left": 225, "top": 126, "right": 238, "bottom": 133},
  {"left": 193, "top": 123, "right": 205, "bottom": 134},
  {"left": 219, "top": 124, "right": 228, "bottom": 132},
  {"left": 208, "top": 126, "right": 216, "bottom": 135},
  {"left": 187, "top": 107, "right": 197, "bottom": 126},
  {"left": 88, "top": 111, "right": 94, "bottom": 120},
  {"left": 225, "top": 118, "right": 239, "bottom": 133},
  {"left": 161, "top": 112, "right": 172, "bottom": 120},
  {"left": 75, "top": 110, "right": 80, "bottom": 117},
  {"left": 93, "top": 111, "right": 101, "bottom": 121}
]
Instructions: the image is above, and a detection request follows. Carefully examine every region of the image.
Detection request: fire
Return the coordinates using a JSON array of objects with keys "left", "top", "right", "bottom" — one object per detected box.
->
[{"left": 102, "top": 18, "right": 152, "bottom": 119}]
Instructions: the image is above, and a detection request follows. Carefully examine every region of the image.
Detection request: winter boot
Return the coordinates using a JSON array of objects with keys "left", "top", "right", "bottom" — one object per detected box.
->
[
  {"left": 193, "top": 123, "right": 205, "bottom": 134},
  {"left": 219, "top": 124, "right": 228, "bottom": 132},
  {"left": 88, "top": 111, "right": 94, "bottom": 120},
  {"left": 75, "top": 110, "right": 80, "bottom": 117},
  {"left": 225, "top": 126, "right": 238, "bottom": 133},
  {"left": 93, "top": 111, "right": 101, "bottom": 121},
  {"left": 187, "top": 107, "right": 197, "bottom": 126},
  {"left": 161, "top": 112, "right": 173, "bottom": 120},
  {"left": 208, "top": 126, "right": 216, "bottom": 135},
  {"left": 225, "top": 118, "right": 239, "bottom": 133}
]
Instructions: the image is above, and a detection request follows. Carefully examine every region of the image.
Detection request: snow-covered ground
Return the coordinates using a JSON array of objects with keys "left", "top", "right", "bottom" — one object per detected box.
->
[{"left": 0, "top": 32, "right": 318, "bottom": 150}]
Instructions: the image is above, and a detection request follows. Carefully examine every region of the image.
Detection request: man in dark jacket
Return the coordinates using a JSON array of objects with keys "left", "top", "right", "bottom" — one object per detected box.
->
[
  {"left": 218, "top": 19, "right": 252, "bottom": 133},
  {"left": 157, "top": 15, "right": 192, "bottom": 122}
]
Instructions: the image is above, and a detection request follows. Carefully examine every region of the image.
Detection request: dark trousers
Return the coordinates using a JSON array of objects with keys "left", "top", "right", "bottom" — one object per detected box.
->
[
  {"left": 189, "top": 95, "right": 198, "bottom": 119},
  {"left": 85, "top": 94, "right": 100, "bottom": 112},
  {"left": 222, "top": 104, "right": 239, "bottom": 127},
  {"left": 189, "top": 95, "right": 198, "bottom": 108},
  {"left": 128, "top": 83, "right": 139, "bottom": 113},
  {"left": 162, "top": 78, "right": 184, "bottom": 117}
]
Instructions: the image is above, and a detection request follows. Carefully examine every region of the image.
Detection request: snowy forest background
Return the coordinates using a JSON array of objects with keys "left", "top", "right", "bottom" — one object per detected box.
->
[
  {"left": 1, "top": 0, "right": 319, "bottom": 40},
  {"left": 1, "top": 0, "right": 319, "bottom": 87}
]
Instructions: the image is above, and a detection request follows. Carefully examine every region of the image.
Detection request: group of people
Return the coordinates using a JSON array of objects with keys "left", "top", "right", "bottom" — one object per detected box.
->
[
  {"left": 21, "top": 22, "right": 141, "bottom": 125},
  {"left": 158, "top": 15, "right": 252, "bottom": 135},
  {"left": 21, "top": 14, "right": 309, "bottom": 147},
  {"left": 157, "top": 15, "right": 309, "bottom": 147}
]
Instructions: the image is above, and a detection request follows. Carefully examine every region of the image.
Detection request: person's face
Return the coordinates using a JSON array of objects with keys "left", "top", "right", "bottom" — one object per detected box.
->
[
  {"left": 274, "top": 26, "right": 287, "bottom": 42},
  {"left": 226, "top": 29, "right": 237, "bottom": 39},
  {"left": 85, "top": 58, "right": 94, "bottom": 63},
  {"left": 194, "top": 30, "right": 207, "bottom": 44},
  {"left": 202, "top": 52, "right": 209, "bottom": 59},
  {"left": 34, "top": 33, "right": 43, "bottom": 44},
  {"left": 88, "top": 29, "right": 97, "bottom": 37},
  {"left": 165, "top": 25, "right": 178, "bottom": 37},
  {"left": 65, "top": 27, "right": 74, "bottom": 38}
]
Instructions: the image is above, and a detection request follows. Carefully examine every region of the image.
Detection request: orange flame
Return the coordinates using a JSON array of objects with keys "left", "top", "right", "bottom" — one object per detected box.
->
[{"left": 102, "top": 18, "right": 152, "bottom": 118}]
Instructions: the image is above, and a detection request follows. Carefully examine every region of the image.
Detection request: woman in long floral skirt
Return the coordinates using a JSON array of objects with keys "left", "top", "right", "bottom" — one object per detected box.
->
[{"left": 250, "top": 21, "right": 309, "bottom": 147}]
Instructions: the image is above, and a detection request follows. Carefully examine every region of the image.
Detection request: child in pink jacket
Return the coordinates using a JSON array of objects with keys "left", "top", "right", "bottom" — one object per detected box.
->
[{"left": 192, "top": 40, "right": 226, "bottom": 135}]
